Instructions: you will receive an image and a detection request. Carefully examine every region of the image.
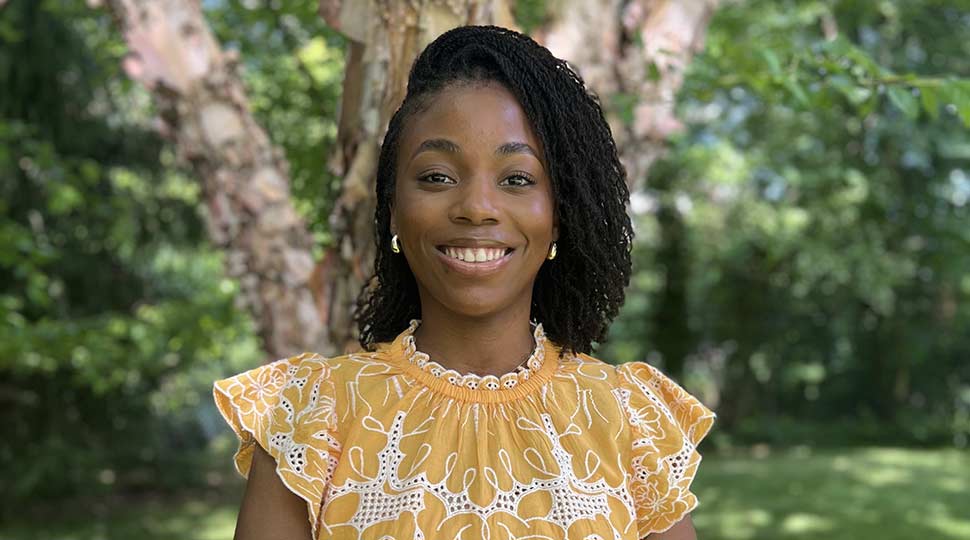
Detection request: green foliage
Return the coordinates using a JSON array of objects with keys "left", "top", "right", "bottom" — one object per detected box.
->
[
  {"left": 512, "top": 0, "right": 551, "bottom": 34},
  {"left": 0, "top": 0, "right": 261, "bottom": 506},
  {"left": 603, "top": 0, "right": 970, "bottom": 445},
  {"left": 1, "top": 0, "right": 352, "bottom": 508}
]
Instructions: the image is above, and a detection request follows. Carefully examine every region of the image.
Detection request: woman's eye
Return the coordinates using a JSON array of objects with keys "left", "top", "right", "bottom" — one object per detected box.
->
[
  {"left": 418, "top": 172, "right": 455, "bottom": 185},
  {"left": 500, "top": 174, "right": 535, "bottom": 187}
]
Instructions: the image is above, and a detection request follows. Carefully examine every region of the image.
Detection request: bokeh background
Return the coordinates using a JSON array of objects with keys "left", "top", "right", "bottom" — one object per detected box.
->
[{"left": 2, "top": 0, "right": 969, "bottom": 539}]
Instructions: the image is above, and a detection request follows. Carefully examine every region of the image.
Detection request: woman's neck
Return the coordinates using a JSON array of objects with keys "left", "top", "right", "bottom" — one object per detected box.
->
[{"left": 412, "top": 304, "right": 537, "bottom": 377}]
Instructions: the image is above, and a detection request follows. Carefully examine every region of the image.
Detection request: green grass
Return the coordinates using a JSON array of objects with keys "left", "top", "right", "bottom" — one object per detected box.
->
[
  {"left": 692, "top": 447, "right": 970, "bottom": 540},
  {"left": 3, "top": 492, "right": 242, "bottom": 540},
  {"left": 3, "top": 447, "right": 967, "bottom": 540}
]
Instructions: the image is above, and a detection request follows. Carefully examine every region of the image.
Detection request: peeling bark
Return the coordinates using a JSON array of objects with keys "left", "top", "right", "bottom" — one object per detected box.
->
[
  {"left": 100, "top": 0, "right": 326, "bottom": 359},
  {"left": 541, "top": 0, "right": 719, "bottom": 189}
]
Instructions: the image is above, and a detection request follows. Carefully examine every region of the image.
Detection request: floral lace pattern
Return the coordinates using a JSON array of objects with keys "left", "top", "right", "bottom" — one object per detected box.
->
[
  {"left": 400, "top": 319, "right": 546, "bottom": 391},
  {"left": 214, "top": 326, "right": 715, "bottom": 540}
]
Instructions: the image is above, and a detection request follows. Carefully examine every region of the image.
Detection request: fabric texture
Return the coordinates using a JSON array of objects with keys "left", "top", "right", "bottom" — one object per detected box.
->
[{"left": 214, "top": 321, "right": 715, "bottom": 539}]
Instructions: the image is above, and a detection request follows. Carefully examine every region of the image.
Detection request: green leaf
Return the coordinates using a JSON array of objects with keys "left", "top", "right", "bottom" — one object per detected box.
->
[
  {"left": 783, "top": 77, "right": 810, "bottom": 106},
  {"left": 937, "top": 139, "right": 970, "bottom": 160},
  {"left": 48, "top": 184, "right": 83, "bottom": 215},
  {"left": 761, "top": 49, "right": 782, "bottom": 76},
  {"left": 887, "top": 86, "right": 919, "bottom": 120},
  {"left": 829, "top": 74, "right": 871, "bottom": 106},
  {"left": 646, "top": 61, "right": 662, "bottom": 83},
  {"left": 858, "top": 95, "right": 879, "bottom": 117},
  {"left": 919, "top": 86, "right": 940, "bottom": 121},
  {"left": 610, "top": 92, "right": 638, "bottom": 127},
  {"left": 937, "top": 81, "right": 970, "bottom": 126},
  {"left": 823, "top": 36, "right": 889, "bottom": 78}
]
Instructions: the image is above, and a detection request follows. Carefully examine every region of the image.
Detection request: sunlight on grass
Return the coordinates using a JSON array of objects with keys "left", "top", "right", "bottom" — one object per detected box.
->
[
  {"left": 852, "top": 463, "right": 914, "bottom": 487},
  {"left": 706, "top": 509, "right": 772, "bottom": 539},
  {"left": 692, "top": 447, "right": 970, "bottom": 540},
  {"left": 779, "top": 513, "right": 833, "bottom": 534},
  {"left": 2, "top": 495, "right": 239, "bottom": 540}
]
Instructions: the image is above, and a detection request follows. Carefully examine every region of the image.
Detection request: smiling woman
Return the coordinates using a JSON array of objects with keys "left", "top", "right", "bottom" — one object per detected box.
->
[{"left": 214, "top": 25, "right": 715, "bottom": 540}]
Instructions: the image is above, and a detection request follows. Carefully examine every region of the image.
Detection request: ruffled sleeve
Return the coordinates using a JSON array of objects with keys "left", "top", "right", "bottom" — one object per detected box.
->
[
  {"left": 213, "top": 352, "right": 340, "bottom": 535},
  {"left": 614, "top": 362, "right": 716, "bottom": 537}
]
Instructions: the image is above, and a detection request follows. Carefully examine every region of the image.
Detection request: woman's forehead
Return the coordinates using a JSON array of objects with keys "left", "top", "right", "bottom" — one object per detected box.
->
[{"left": 399, "top": 83, "right": 544, "bottom": 158}]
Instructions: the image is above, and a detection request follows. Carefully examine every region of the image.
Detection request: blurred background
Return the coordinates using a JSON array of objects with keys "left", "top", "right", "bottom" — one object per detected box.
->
[{"left": 2, "top": 0, "right": 969, "bottom": 539}]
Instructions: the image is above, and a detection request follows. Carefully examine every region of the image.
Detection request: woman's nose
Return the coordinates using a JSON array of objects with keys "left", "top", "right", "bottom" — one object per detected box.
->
[{"left": 449, "top": 176, "right": 499, "bottom": 225}]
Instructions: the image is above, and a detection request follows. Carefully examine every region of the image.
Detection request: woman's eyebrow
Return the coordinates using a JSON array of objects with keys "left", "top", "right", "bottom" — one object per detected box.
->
[
  {"left": 411, "top": 138, "right": 461, "bottom": 160},
  {"left": 410, "top": 139, "right": 538, "bottom": 161},
  {"left": 495, "top": 141, "right": 538, "bottom": 158}
]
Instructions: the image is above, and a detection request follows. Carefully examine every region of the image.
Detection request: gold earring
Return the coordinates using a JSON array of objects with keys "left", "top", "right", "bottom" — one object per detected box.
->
[
  {"left": 391, "top": 234, "right": 401, "bottom": 253},
  {"left": 547, "top": 242, "right": 557, "bottom": 260}
]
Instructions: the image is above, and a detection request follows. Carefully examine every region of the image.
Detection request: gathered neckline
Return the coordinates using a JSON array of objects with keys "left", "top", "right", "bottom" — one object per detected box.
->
[{"left": 389, "top": 319, "right": 560, "bottom": 403}]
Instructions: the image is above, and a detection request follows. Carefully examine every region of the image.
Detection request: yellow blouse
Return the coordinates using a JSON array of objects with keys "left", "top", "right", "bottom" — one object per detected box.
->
[{"left": 214, "top": 321, "right": 715, "bottom": 539}]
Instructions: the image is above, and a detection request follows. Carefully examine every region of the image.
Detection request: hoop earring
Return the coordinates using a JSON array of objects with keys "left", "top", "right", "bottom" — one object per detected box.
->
[
  {"left": 391, "top": 234, "right": 401, "bottom": 254},
  {"left": 547, "top": 242, "right": 557, "bottom": 260}
]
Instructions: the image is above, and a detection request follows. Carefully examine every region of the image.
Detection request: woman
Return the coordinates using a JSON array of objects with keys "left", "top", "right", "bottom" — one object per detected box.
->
[{"left": 215, "top": 25, "right": 715, "bottom": 540}]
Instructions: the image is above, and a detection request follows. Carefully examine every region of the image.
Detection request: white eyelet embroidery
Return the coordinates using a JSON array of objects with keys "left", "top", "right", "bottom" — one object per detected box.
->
[
  {"left": 324, "top": 409, "right": 636, "bottom": 539},
  {"left": 401, "top": 319, "right": 546, "bottom": 392}
]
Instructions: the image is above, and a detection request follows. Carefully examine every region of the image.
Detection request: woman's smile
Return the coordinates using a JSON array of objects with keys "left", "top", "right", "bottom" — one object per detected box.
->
[
  {"left": 439, "top": 246, "right": 511, "bottom": 263},
  {"left": 435, "top": 244, "right": 516, "bottom": 276}
]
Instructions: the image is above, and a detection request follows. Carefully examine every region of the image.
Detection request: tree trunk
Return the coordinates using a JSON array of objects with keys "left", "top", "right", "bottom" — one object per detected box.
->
[
  {"left": 97, "top": 0, "right": 326, "bottom": 359},
  {"left": 540, "top": 0, "right": 719, "bottom": 190}
]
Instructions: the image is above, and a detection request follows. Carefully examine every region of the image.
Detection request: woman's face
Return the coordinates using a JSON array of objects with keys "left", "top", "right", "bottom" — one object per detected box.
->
[{"left": 392, "top": 82, "right": 558, "bottom": 320}]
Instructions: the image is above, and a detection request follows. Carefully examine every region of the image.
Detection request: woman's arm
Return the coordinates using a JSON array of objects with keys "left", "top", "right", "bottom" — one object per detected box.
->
[
  {"left": 647, "top": 515, "right": 697, "bottom": 540},
  {"left": 233, "top": 445, "right": 314, "bottom": 540}
]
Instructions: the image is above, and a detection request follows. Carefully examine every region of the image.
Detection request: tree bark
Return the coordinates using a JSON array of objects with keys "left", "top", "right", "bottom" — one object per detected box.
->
[
  {"left": 97, "top": 0, "right": 326, "bottom": 359},
  {"left": 540, "top": 0, "right": 719, "bottom": 190}
]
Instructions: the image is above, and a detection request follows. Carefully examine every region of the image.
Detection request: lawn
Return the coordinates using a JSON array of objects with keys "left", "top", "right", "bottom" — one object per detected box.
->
[
  {"left": 5, "top": 492, "right": 242, "bottom": 540},
  {"left": 4, "top": 447, "right": 967, "bottom": 540},
  {"left": 691, "top": 446, "right": 970, "bottom": 540}
]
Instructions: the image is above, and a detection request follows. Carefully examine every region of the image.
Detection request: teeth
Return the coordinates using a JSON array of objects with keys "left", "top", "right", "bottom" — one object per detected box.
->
[{"left": 443, "top": 247, "right": 507, "bottom": 263}]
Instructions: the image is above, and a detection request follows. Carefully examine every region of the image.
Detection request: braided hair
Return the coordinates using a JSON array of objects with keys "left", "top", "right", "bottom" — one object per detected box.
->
[{"left": 356, "top": 25, "right": 633, "bottom": 354}]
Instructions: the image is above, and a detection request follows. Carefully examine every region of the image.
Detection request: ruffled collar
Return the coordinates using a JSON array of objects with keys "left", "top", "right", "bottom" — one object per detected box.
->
[{"left": 400, "top": 319, "right": 547, "bottom": 392}]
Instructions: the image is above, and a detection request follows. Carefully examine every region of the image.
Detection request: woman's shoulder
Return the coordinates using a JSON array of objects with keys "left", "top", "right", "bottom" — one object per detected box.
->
[
  {"left": 560, "top": 354, "right": 716, "bottom": 537},
  {"left": 212, "top": 349, "right": 399, "bottom": 437},
  {"left": 557, "top": 351, "right": 715, "bottom": 425},
  {"left": 556, "top": 350, "right": 666, "bottom": 389},
  {"left": 211, "top": 350, "right": 370, "bottom": 536},
  {"left": 216, "top": 346, "right": 396, "bottom": 387},
  {"left": 561, "top": 351, "right": 687, "bottom": 389}
]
